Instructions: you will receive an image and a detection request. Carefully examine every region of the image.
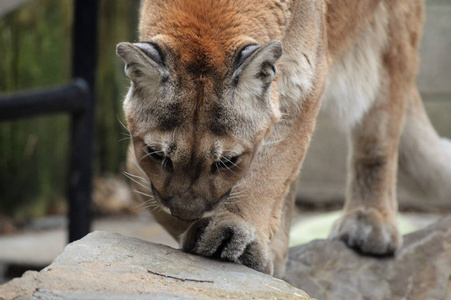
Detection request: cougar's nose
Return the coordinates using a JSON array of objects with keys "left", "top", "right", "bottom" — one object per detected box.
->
[
  {"left": 170, "top": 204, "right": 204, "bottom": 222},
  {"left": 159, "top": 195, "right": 173, "bottom": 207},
  {"left": 161, "top": 196, "right": 205, "bottom": 222}
]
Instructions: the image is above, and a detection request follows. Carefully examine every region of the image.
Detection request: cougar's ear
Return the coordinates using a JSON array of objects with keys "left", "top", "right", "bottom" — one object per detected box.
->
[
  {"left": 232, "top": 40, "right": 282, "bottom": 96},
  {"left": 116, "top": 42, "right": 169, "bottom": 85}
]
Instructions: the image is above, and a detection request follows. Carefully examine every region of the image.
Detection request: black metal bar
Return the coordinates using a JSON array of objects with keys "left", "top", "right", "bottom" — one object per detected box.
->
[
  {"left": 0, "top": 0, "right": 98, "bottom": 244},
  {"left": 0, "top": 79, "right": 89, "bottom": 122},
  {"left": 72, "top": 0, "right": 98, "bottom": 89},
  {"left": 68, "top": 0, "right": 98, "bottom": 242}
]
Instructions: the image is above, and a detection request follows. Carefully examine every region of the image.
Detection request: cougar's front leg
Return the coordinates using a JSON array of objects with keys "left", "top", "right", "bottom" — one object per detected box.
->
[
  {"left": 181, "top": 0, "right": 328, "bottom": 273},
  {"left": 182, "top": 112, "right": 320, "bottom": 275},
  {"left": 269, "top": 179, "right": 297, "bottom": 278},
  {"left": 182, "top": 210, "right": 274, "bottom": 274},
  {"left": 329, "top": 89, "right": 405, "bottom": 255}
]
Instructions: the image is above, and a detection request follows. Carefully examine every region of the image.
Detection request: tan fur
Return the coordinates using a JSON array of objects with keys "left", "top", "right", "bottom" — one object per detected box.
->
[{"left": 117, "top": 0, "right": 448, "bottom": 277}]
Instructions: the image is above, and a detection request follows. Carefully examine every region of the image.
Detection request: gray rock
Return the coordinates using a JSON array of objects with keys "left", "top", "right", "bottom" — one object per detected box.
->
[
  {"left": 284, "top": 215, "right": 451, "bottom": 300},
  {"left": 0, "top": 231, "right": 310, "bottom": 299}
]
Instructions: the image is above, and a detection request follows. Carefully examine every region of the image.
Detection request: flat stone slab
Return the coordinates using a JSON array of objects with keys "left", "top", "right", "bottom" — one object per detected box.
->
[
  {"left": 0, "top": 231, "right": 310, "bottom": 299},
  {"left": 285, "top": 215, "right": 451, "bottom": 300}
]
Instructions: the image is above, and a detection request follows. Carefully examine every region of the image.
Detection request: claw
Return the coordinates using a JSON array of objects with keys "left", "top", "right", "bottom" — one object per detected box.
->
[{"left": 182, "top": 216, "right": 272, "bottom": 274}]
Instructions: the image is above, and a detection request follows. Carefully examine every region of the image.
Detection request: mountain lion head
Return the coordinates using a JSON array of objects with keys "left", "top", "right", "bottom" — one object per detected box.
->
[{"left": 117, "top": 36, "right": 282, "bottom": 222}]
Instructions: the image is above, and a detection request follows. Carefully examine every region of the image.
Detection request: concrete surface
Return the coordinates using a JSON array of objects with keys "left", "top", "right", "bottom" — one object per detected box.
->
[
  {"left": 418, "top": 0, "right": 451, "bottom": 94},
  {"left": 0, "top": 213, "right": 177, "bottom": 269}
]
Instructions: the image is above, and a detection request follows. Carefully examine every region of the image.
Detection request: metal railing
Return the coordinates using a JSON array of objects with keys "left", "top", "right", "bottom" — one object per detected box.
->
[{"left": 0, "top": 0, "right": 98, "bottom": 242}]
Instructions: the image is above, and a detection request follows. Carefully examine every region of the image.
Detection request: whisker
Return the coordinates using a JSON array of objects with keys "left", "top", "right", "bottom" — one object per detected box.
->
[
  {"left": 134, "top": 199, "right": 154, "bottom": 209},
  {"left": 140, "top": 202, "right": 160, "bottom": 211},
  {"left": 171, "top": 128, "right": 178, "bottom": 142},
  {"left": 133, "top": 189, "right": 153, "bottom": 198},
  {"left": 141, "top": 203, "right": 159, "bottom": 211},
  {"left": 117, "top": 115, "right": 131, "bottom": 134},
  {"left": 135, "top": 200, "right": 155, "bottom": 208},
  {"left": 233, "top": 170, "right": 262, "bottom": 188},
  {"left": 229, "top": 191, "right": 244, "bottom": 198},
  {"left": 220, "top": 149, "right": 243, "bottom": 153},
  {"left": 149, "top": 205, "right": 162, "bottom": 213},
  {"left": 124, "top": 171, "right": 150, "bottom": 184},
  {"left": 138, "top": 150, "right": 164, "bottom": 163},
  {"left": 119, "top": 137, "right": 131, "bottom": 143},
  {"left": 226, "top": 196, "right": 243, "bottom": 202},
  {"left": 219, "top": 161, "right": 235, "bottom": 173},
  {"left": 123, "top": 171, "right": 152, "bottom": 191},
  {"left": 127, "top": 147, "right": 149, "bottom": 177},
  {"left": 161, "top": 157, "right": 167, "bottom": 170},
  {"left": 222, "top": 156, "right": 242, "bottom": 170},
  {"left": 263, "top": 138, "right": 284, "bottom": 146}
]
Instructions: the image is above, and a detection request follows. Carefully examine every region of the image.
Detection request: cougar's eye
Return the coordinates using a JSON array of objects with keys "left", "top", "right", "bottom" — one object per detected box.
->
[
  {"left": 211, "top": 155, "right": 240, "bottom": 173},
  {"left": 146, "top": 146, "right": 174, "bottom": 171},
  {"left": 146, "top": 146, "right": 165, "bottom": 161}
]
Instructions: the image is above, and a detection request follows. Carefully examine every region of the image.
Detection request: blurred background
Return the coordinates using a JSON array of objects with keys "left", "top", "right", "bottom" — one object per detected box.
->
[
  {"left": 0, "top": 0, "right": 450, "bottom": 285},
  {"left": 0, "top": 0, "right": 138, "bottom": 222}
]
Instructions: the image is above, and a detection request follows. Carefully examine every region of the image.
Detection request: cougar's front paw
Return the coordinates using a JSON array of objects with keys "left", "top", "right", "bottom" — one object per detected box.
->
[
  {"left": 329, "top": 208, "right": 401, "bottom": 255},
  {"left": 182, "top": 216, "right": 273, "bottom": 274}
]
